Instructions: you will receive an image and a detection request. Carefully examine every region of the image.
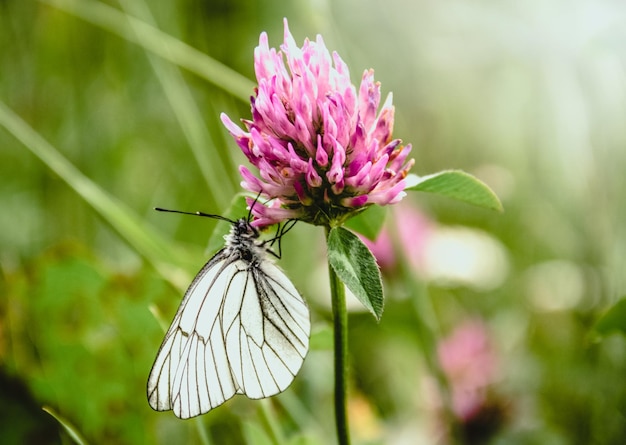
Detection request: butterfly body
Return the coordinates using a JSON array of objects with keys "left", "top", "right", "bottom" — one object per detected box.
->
[{"left": 147, "top": 217, "right": 309, "bottom": 419}]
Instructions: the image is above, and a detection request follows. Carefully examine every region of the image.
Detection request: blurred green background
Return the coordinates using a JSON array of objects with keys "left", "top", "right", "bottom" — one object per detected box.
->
[{"left": 2, "top": 0, "right": 626, "bottom": 444}]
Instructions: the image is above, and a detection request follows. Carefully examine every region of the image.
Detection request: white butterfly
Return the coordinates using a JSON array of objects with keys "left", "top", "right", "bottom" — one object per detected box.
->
[{"left": 147, "top": 210, "right": 310, "bottom": 419}]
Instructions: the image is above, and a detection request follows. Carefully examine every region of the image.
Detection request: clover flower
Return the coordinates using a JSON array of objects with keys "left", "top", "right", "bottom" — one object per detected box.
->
[
  {"left": 221, "top": 19, "right": 414, "bottom": 227},
  {"left": 437, "top": 320, "right": 499, "bottom": 421}
]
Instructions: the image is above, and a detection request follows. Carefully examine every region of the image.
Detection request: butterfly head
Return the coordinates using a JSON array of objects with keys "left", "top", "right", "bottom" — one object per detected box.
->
[
  {"left": 231, "top": 218, "right": 259, "bottom": 239},
  {"left": 225, "top": 219, "right": 264, "bottom": 263}
]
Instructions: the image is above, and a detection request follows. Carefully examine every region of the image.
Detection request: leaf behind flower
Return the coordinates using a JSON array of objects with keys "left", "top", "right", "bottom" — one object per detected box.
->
[
  {"left": 406, "top": 170, "right": 503, "bottom": 211},
  {"left": 344, "top": 205, "right": 387, "bottom": 241},
  {"left": 593, "top": 297, "right": 626, "bottom": 338}
]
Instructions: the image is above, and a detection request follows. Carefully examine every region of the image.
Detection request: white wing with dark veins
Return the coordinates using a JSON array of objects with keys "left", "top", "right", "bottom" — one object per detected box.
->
[{"left": 147, "top": 251, "right": 310, "bottom": 419}]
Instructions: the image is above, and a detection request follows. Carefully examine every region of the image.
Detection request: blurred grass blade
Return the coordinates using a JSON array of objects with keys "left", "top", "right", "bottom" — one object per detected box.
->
[
  {"left": 39, "top": 0, "right": 255, "bottom": 102},
  {"left": 0, "top": 100, "right": 190, "bottom": 291},
  {"left": 257, "top": 399, "right": 284, "bottom": 445},
  {"left": 242, "top": 418, "right": 275, "bottom": 445},
  {"left": 118, "top": 0, "right": 235, "bottom": 209},
  {"left": 194, "top": 417, "right": 212, "bottom": 445},
  {"left": 42, "top": 406, "right": 89, "bottom": 445},
  {"left": 275, "top": 391, "right": 327, "bottom": 442},
  {"left": 148, "top": 304, "right": 169, "bottom": 333},
  {"left": 407, "top": 170, "right": 503, "bottom": 211},
  {"left": 206, "top": 193, "right": 250, "bottom": 254},
  {"left": 593, "top": 297, "right": 626, "bottom": 337}
]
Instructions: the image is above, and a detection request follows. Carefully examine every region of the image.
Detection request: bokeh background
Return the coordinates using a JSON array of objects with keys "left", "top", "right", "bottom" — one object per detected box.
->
[{"left": 2, "top": 0, "right": 626, "bottom": 444}]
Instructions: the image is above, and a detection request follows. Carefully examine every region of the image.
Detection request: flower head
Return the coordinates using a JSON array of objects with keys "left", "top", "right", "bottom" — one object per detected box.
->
[{"left": 221, "top": 19, "right": 414, "bottom": 227}]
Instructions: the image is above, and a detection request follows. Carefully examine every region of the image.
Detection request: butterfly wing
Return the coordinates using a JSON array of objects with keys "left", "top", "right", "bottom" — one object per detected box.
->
[
  {"left": 227, "top": 260, "right": 310, "bottom": 400},
  {"left": 147, "top": 251, "right": 310, "bottom": 419}
]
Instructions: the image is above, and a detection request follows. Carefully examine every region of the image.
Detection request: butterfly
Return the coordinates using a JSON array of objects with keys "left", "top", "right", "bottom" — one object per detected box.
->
[{"left": 147, "top": 207, "right": 310, "bottom": 419}]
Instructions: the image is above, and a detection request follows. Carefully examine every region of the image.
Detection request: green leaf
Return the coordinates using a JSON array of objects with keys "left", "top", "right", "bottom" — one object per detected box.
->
[
  {"left": 594, "top": 297, "right": 626, "bottom": 337},
  {"left": 327, "top": 227, "right": 384, "bottom": 320},
  {"left": 406, "top": 170, "right": 503, "bottom": 211},
  {"left": 344, "top": 205, "right": 387, "bottom": 241}
]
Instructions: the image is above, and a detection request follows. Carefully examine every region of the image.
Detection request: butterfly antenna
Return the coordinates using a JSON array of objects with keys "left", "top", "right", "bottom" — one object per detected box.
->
[
  {"left": 155, "top": 207, "right": 236, "bottom": 224},
  {"left": 279, "top": 219, "right": 298, "bottom": 239},
  {"left": 246, "top": 191, "right": 264, "bottom": 223}
]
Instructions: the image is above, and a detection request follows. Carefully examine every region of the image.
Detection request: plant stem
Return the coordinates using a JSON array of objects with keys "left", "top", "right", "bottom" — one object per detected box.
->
[
  {"left": 390, "top": 230, "right": 461, "bottom": 442},
  {"left": 326, "top": 226, "right": 351, "bottom": 445},
  {"left": 410, "top": 283, "right": 461, "bottom": 443}
]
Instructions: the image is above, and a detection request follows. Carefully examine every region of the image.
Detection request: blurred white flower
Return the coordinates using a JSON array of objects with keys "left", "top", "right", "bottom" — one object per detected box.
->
[
  {"left": 422, "top": 226, "right": 509, "bottom": 291},
  {"left": 524, "top": 260, "right": 586, "bottom": 311}
]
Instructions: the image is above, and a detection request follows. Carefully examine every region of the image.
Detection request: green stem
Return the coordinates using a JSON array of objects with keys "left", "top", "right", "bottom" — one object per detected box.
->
[
  {"left": 410, "top": 284, "right": 461, "bottom": 443},
  {"left": 390, "top": 232, "right": 461, "bottom": 442},
  {"left": 384, "top": 224, "right": 460, "bottom": 442},
  {"left": 326, "top": 226, "right": 351, "bottom": 445}
]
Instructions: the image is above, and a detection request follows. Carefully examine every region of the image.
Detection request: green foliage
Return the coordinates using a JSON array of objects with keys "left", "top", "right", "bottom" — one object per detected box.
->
[
  {"left": 327, "top": 227, "right": 384, "bottom": 320},
  {"left": 41, "top": 0, "right": 256, "bottom": 101},
  {"left": 242, "top": 421, "right": 275, "bottom": 445},
  {"left": 594, "top": 297, "right": 626, "bottom": 337},
  {"left": 5, "top": 245, "right": 169, "bottom": 443},
  {"left": 407, "top": 170, "right": 503, "bottom": 211},
  {"left": 43, "top": 406, "right": 89, "bottom": 445},
  {"left": 308, "top": 325, "right": 334, "bottom": 351},
  {"left": 344, "top": 205, "right": 387, "bottom": 241}
]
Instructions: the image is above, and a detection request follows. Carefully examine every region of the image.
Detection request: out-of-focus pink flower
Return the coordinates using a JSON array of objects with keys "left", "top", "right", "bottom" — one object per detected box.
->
[
  {"left": 221, "top": 19, "right": 414, "bottom": 227},
  {"left": 437, "top": 320, "right": 498, "bottom": 421},
  {"left": 359, "top": 228, "right": 396, "bottom": 271},
  {"left": 359, "top": 204, "right": 433, "bottom": 272}
]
